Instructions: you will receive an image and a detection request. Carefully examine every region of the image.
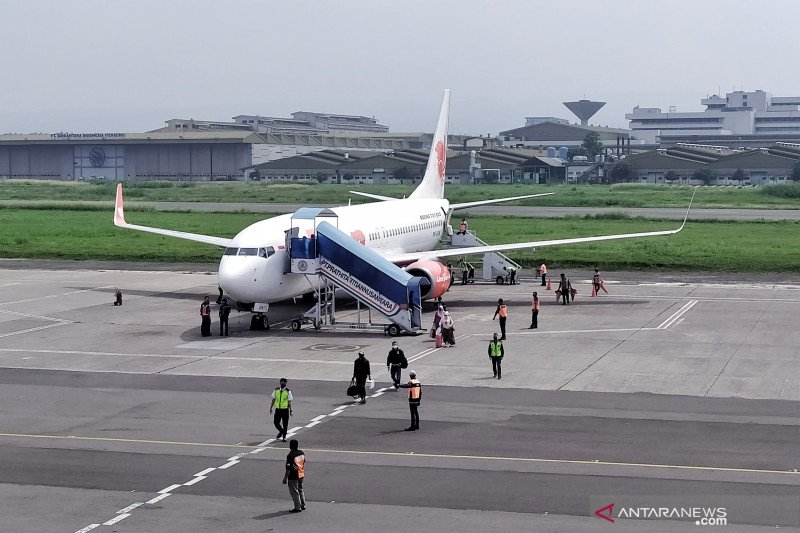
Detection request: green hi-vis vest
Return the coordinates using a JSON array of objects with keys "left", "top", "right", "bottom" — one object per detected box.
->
[
  {"left": 274, "top": 388, "right": 290, "bottom": 409},
  {"left": 489, "top": 341, "right": 503, "bottom": 357}
]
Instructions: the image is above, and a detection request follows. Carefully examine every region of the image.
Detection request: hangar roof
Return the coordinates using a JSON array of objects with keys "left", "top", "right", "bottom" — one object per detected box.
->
[{"left": 0, "top": 132, "right": 263, "bottom": 145}]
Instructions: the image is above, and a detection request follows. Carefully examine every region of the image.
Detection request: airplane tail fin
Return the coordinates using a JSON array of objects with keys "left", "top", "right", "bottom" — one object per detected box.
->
[{"left": 410, "top": 89, "right": 450, "bottom": 199}]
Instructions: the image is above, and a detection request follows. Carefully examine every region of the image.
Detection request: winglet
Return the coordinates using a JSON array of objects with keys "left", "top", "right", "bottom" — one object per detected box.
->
[
  {"left": 678, "top": 187, "right": 698, "bottom": 231},
  {"left": 114, "top": 183, "right": 127, "bottom": 226}
]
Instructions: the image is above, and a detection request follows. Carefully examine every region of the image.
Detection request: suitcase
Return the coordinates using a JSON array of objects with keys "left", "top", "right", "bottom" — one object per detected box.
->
[{"left": 435, "top": 334, "right": 443, "bottom": 348}]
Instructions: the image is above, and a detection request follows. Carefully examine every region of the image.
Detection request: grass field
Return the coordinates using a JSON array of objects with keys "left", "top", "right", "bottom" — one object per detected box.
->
[
  {"left": 1, "top": 180, "right": 799, "bottom": 209},
  {"left": 2, "top": 207, "right": 799, "bottom": 271}
]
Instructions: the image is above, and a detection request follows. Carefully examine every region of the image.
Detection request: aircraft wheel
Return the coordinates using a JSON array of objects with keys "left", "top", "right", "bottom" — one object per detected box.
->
[
  {"left": 290, "top": 319, "right": 302, "bottom": 332},
  {"left": 387, "top": 324, "right": 401, "bottom": 337},
  {"left": 261, "top": 314, "right": 270, "bottom": 330},
  {"left": 496, "top": 276, "right": 505, "bottom": 285}
]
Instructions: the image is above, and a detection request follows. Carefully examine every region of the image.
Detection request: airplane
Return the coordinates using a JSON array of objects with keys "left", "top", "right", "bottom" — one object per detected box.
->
[{"left": 114, "top": 89, "right": 693, "bottom": 328}]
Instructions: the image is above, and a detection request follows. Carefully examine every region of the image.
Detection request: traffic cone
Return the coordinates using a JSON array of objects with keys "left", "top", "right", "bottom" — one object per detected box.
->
[
  {"left": 591, "top": 284, "right": 597, "bottom": 297},
  {"left": 546, "top": 279, "right": 552, "bottom": 291}
]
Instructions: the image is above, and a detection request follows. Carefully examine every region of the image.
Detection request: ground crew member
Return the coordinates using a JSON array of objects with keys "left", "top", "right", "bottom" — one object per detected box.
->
[
  {"left": 387, "top": 341, "right": 407, "bottom": 389},
  {"left": 557, "top": 273, "right": 571, "bottom": 305},
  {"left": 492, "top": 298, "right": 508, "bottom": 340},
  {"left": 504, "top": 265, "right": 517, "bottom": 285},
  {"left": 488, "top": 333, "right": 504, "bottom": 379},
  {"left": 593, "top": 268, "right": 607, "bottom": 295},
  {"left": 113, "top": 288, "right": 123, "bottom": 306},
  {"left": 352, "top": 351, "right": 371, "bottom": 404},
  {"left": 530, "top": 292, "right": 539, "bottom": 329},
  {"left": 269, "top": 378, "right": 293, "bottom": 442},
  {"left": 458, "top": 218, "right": 468, "bottom": 235},
  {"left": 539, "top": 263, "right": 548, "bottom": 286},
  {"left": 282, "top": 438, "right": 306, "bottom": 512},
  {"left": 399, "top": 370, "right": 421, "bottom": 431},
  {"left": 218, "top": 298, "right": 231, "bottom": 336},
  {"left": 200, "top": 295, "right": 211, "bottom": 337}
]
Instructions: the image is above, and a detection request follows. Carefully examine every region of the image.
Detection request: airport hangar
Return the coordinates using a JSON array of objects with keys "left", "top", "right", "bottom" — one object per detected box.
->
[{"left": 0, "top": 131, "right": 469, "bottom": 182}]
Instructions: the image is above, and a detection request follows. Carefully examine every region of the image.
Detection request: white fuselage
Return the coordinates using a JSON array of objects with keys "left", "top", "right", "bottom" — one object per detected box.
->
[{"left": 218, "top": 198, "right": 449, "bottom": 304}]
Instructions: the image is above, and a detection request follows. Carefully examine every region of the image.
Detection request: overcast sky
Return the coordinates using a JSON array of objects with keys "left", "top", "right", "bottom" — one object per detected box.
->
[{"left": 2, "top": 0, "right": 799, "bottom": 135}]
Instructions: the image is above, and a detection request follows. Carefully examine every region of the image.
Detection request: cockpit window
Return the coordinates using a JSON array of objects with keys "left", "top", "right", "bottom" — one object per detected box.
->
[
  {"left": 259, "top": 247, "right": 275, "bottom": 258},
  {"left": 237, "top": 248, "right": 258, "bottom": 256},
  {"left": 223, "top": 247, "right": 239, "bottom": 255}
]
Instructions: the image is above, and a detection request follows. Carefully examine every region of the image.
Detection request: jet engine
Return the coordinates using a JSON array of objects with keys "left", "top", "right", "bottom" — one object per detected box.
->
[{"left": 405, "top": 260, "right": 451, "bottom": 300}]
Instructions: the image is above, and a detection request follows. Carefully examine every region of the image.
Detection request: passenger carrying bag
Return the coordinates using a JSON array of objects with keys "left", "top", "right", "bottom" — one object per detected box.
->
[{"left": 346, "top": 378, "right": 359, "bottom": 397}]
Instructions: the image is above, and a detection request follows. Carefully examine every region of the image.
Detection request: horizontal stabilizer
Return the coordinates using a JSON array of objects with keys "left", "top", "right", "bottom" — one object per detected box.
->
[
  {"left": 349, "top": 191, "right": 399, "bottom": 202},
  {"left": 450, "top": 192, "right": 554, "bottom": 210}
]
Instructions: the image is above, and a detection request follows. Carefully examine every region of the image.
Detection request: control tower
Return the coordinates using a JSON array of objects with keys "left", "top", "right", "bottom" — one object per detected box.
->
[{"left": 563, "top": 99, "right": 606, "bottom": 125}]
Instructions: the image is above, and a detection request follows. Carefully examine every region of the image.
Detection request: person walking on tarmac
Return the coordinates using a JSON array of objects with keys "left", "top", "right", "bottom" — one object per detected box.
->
[
  {"left": 529, "top": 292, "right": 540, "bottom": 329},
  {"left": 492, "top": 298, "right": 508, "bottom": 340},
  {"left": 218, "top": 298, "right": 231, "bottom": 336},
  {"left": 387, "top": 341, "right": 407, "bottom": 390},
  {"left": 592, "top": 268, "right": 607, "bottom": 295},
  {"left": 440, "top": 311, "right": 455, "bottom": 347},
  {"left": 539, "top": 263, "right": 548, "bottom": 286},
  {"left": 399, "top": 370, "right": 422, "bottom": 430},
  {"left": 113, "top": 287, "right": 123, "bottom": 306},
  {"left": 282, "top": 438, "right": 306, "bottom": 512},
  {"left": 488, "top": 333, "right": 504, "bottom": 379},
  {"left": 352, "top": 351, "right": 371, "bottom": 404},
  {"left": 504, "top": 265, "right": 517, "bottom": 285},
  {"left": 200, "top": 295, "right": 211, "bottom": 337},
  {"left": 269, "top": 378, "right": 293, "bottom": 442},
  {"left": 557, "top": 273, "right": 572, "bottom": 305}
]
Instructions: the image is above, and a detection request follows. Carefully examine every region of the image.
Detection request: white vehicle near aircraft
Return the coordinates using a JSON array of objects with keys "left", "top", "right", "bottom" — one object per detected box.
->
[{"left": 114, "top": 90, "right": 692, "bottom": 330}]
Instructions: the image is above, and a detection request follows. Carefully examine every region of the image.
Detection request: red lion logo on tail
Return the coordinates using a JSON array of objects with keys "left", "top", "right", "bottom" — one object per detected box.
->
[{"left": 435, "top": 140, "right": 446, "bottom": 184}]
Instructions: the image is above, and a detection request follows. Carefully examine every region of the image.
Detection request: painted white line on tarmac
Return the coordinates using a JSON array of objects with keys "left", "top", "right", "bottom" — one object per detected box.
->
[
  {"left": 659, "top": 300, "right": 698, "bottom": 329},
  {"left": 305, "top": 420, "right": 322, "bottom": 427},
  {"left": 218, "top": 460, "right": 239, "bottom": 469},
  {"left": 145, "top": 493, "right": 171, "bottom": 505},
  {"left": 116, "top": 502, "right": 143, "bottom": 514},
  {"left": 102, "top": 513, "right": 130, "bottom": 526},
  {"left": 158, "top": 484, "right": 182, "bottom": 494},
  {"left": 0, "top": 322, "right": 71, "bottom": 339},
  {"left": 183, "top": 475, "right": 206, "bottom": 486},
  {"left": 193, "top": 467, "right": 216, "bottom": 477},
  {"left": 0, "top": 286, "right": 114, "bottom": 307},
  {"left": 0, "top": 308, "right": 71, "bottom": 322},
  {"left": 73, "top": 524, "right": 100, "bottom": 533},
  {"left": 310, "top": 414, "right": 327, "bottom": 422}
]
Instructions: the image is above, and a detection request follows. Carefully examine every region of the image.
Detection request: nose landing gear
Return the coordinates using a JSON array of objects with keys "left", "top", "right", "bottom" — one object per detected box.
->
[{"left": 250, "top": 313, "right": 270, "bottom": 331}]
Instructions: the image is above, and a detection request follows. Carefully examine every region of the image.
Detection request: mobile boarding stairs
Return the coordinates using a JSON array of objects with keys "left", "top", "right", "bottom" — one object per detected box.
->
[{"left": 286, "top": 208, "right": 426, "bottom": 336}]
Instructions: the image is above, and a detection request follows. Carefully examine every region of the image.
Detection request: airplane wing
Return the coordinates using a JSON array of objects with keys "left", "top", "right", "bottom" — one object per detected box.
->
[
  {"left": 450, "top": 192, "right": 554, "bottom": 210},
  {"left": 349, "top": 191, "right": 400, "bottom": 201},
  {"left": 387, "top": 189, "right": 696, "bottom": 264},
  {"left": 113, "top": 183, "right": 233, "bottom": 248}
]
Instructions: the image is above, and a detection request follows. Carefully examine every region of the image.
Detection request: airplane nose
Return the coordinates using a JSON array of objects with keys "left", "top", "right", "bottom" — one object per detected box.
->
[{"left": 219, "top": 256, "right": 262, "bottom": 301}]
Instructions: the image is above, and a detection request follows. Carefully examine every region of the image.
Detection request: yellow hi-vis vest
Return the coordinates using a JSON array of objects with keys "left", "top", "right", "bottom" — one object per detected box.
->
[
  {"left": 489, "top": 340, "right": 503, "bottom": 357},
  {"left": 274, "top": 388, "right": 290, "bottom": 409}
]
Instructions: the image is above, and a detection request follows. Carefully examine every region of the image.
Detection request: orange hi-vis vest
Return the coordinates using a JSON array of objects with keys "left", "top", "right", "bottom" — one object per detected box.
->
[
  {"left": 498, "top": 304, "right": 507, "bottom": 318},
  {"left": 292, "top": 453, "right": 305, "bottom": 479},
  {"left": 531, "top": 299, "right": 540, "bottom": 311},
  {"left": 408, "top": 379, "right": 421, "bottom": 403},
  {"left": 540, "top": 264, "right": 547, "bottom": 274},
  {"left": 459, "top": 222, "right": 467, "bottom": 232}
]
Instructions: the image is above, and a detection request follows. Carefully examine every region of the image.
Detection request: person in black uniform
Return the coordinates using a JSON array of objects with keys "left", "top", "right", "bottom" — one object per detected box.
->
[
  {"left": 200, "top": 295, "right": 211, "bottom": 336},
  {"left": 386, "top": 341, "right": 407, "bottom": 390},
  {"left": 218, "top": 298, "right": 231, "bottom": 336},
  {"left": 352, "top": 351, "right": 371, "bottom": 404}
]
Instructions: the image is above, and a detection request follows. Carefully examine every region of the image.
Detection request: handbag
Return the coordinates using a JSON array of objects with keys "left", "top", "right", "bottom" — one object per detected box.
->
[
  {"left": 346, "top": 378, "right": 358, "bottom": 397},
  {"left": 367, "top": 378, "right": 375, "bottom": 390}
]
